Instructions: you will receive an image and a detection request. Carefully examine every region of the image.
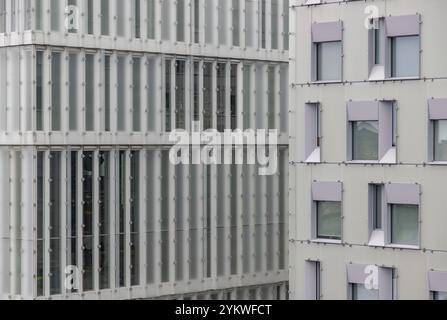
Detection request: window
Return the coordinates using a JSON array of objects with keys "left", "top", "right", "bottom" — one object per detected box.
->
[
  {"left": 193, "top": 61, "right": 200, "bottom": 122},
  {"left": 433, "top": 120, "right": 447, "bottom": 161},
  {"left": 87, "top": 0, "right": 93, "bottom": 34},
  {"left": 51, "top": 52, "right": 62, "bottom": 131},
  {"left": 147, "top": 57, "right": 157, "bottom": 131},
  {"left": 130, "top": 151, "right": 140, "bottom": 286},
  {"left": 67, "top": 0, "right": 78, "bottom": 33},
  {"left": 368, "top": 15, "right": 420, "bottom": 80},
  {"left": 68, "top": 151, "right": 78, "bottom": 293},
  {"left": 203, "top": 62, "right": 213, "bottom": 130},
  {"left": 117, "top": 56, "right": 126, "bottom": 131},
  {"left": 347, "top": 264, "right": 395, "bottom": 300},
  {"left": 161, "top": 150, "right": 170, "bottom": 282},
  {"left": 429, "top": 99, "right": 447, "bottom": 162},
  {"left": 316, "top": 201, "right": 342, "bottom": 240},
  {"left": 104, "top": 55, "right": 111, "bottom": 131},
  {"left": 35, "top": 0, "right": 42, "bottom": 30},
  {"left": 348, "top": 101, "right": 396, "bottom": 163},
  {"left": 271, "top": 0, "right": 279, "bottom": 50},
  {"left": 391, "top": 36, "right": 419, "bottom": 78},
  {"left": 243, "top": 64, "right": 251, "bottom": 130},
  {"left": 283, "top": 0, "right": 289, "bottom": 50},
  {"left": 376, "top": 183, "right": 422, "bottom": 247},
  {"left": 99, "top": 151, "right": 110, "bottom": 290},
  {"left": 232, "top": 0, "right": 240, "bottom": 46},
  {"left": 312, "top": 21, "right": 343, "bottom": 82},
  {"left": 217, "top": 63, "right": 226, "bottom": 132},
  {"left": 161, "top": 0, "right": 170, "bottom": 40},
  {"left": 69, "top": 53, "right": 79, "bottom": 131},
  {"left": 49, "top": 151, "right": 62, "bottom": 295},
  {"left": 260, "top": 0, "right": 266, "bottom": 48},
  {"left": 116, "top": 0, "right": 125, "bottom": 37},
  {"left": 267, "top": 66, "right": 276, "bottom": 130},
  {"left": 118, "top": 151, "right": 126, "bottom": 287},
  {"left": 36, "top": 151, "right": 46, "bottom": 297},
  {"left": 82, "top": 151, "right": 94, "bottom": 291},
  {"left": 85, "top": 54, "right": 95, "bottom": 131},
  {"left": 50, "top": 0, "right": 60, "bottom": 31},
  {"left": 0, "top": 0, "right": 5, "bottom": 33},
  {"left": 428, "top": 271, "right": 447, "bottom": 299},
  {"left": 218, "top": 0, "right": 227, "bottom": 45},
  {"left": 205, "top": 0, "right": 213, "bottom": 44},
  {"left": 133, "top": 0, "right": 141, "bottom": 38},
  {"left": 133, "top": 57, "right": 141, "bottom": 131},
  {"left": 433, "top": 292, "right": 447, "bottom": 300},
  {"left": 368, "top": 18, "right": 385, "bottom": 80},
  {"left": 312, "top": 182, "right": 343, "bottom": 241},
  {"left": 351, "top": 284, "right": 379, "bottom": 300},
  {"left": 147, "top": 0, "right": 155, "bottom": 39},
  {"left": 36, "top": 50, "right": 43, "bottom": 131},
  {"left": 305, "top": 261, "right": 321, "bottom": 300},
  {"left": 304, "top": 103, "right": 321, "bottom": 163},
  {"left": 193, "top": 0, "right": 199, "bottom": 43},
  {"left": 230, "top": 64, "right": 238, "bottom": 130},
  {"left": 316, "top": 42, "right": 342, "bottom": 81},
  {"left": 245, "top": 0, "right": 255, "bottom": 47},
  {"left": 165, "top": 59, "right": 172, "bottom": 132},
  {"left": 352, "top": 121, "right": 379, "bottom": 161},
  {"left": 175, "top": 60, "right": 186, "bottom": 129},
  {"left": 176, "top": 0, "right": 185, "bottom": 42},
  {"left": 373, "top": 26, "right": 382, "bottom": 65},
  {"left": 101, "top": 0, "right": 109, "bottom": 35},
  {"left": 390, "top": 204, "right": 419, "bottom": 246},
  {"left": 370, "top": 184, "right": 383, "bottom": 230}
]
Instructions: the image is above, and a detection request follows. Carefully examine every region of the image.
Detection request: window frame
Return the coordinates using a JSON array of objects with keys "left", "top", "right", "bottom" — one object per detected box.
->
[
  {"left": 389, "top": 203, "right": 420, "bottom": 247},
  {"left": 351, "top": 120, "right": 380, "bottom": 161},
  {"left": 315, "top": 40, "right": 342, "bottom": 82},
  {"left": 311, "top": 21, "right": 343, "bottom": 83},
  {"left": 347, "top": 101, "right": 397, "bottom": 164},
  {"left": 315, "top": 200, "right": 342, "bottom": 241},
  {"left": 304, "top": 103, "right": 321, "bottom": 163},
  {"left": 389, "top": 35, "right": 420, "bottom": 79}
]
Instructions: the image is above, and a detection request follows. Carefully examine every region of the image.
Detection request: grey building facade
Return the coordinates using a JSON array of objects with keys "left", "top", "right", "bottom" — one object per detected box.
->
[
  {"left": 0, "top": 0, "right": 290, "bottom": 300},
  {"left": 290, "top": 0, "right": 447, "bottom": 300}
]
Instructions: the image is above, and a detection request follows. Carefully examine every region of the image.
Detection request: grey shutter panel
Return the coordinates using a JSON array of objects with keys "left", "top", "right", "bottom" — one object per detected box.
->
[
  {"left": 347, "top": 101, "right": 379, "bottom": 121},
  {"left": 312, "top": 181, "right": 342, "bottom": 202},
  {"left": 312, "top": 21, "right": 342, "bottom": 43},
  {"left": 428, "top": 271, "right": 447, "bottom": 293},
  {"left": 385, "top": 15, "right": 420, "bottom": 37},
  {"left": 429, "top": 99, "right": 447, "bottom": 120},
  {"left": 385, "top": 183, "right": 420, "bottom": 205}
]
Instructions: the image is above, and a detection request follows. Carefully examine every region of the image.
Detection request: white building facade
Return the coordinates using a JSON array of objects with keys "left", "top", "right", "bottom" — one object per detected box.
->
[
  {"left": 0, "top": 0, "right": 290, "bottom": 300},
  {"left": 290, "top": 0, "right": 447, "bottom": 300}
]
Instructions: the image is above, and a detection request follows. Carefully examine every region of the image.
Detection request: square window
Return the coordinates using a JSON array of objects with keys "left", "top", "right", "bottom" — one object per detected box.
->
[
  {"left": 316, "top": 41, "right": 342, "bottom": 81},
  {"left": 434, "top": 120, "right": 447, "bottom": 161},
  {"left": 391, "top": 36, "right": 420, "bottom": 78},
  {"left": 352, "top": 284, "right": 379, "bottom": 300},
  {"left": 390, "top": 204, "right": 419, "bottom": 246},
  {"left": 352, "top": 121, "right": 379, "bottom": 161},
  {"left": 316, "top": 201, "right": 342, "bottom": 240}
]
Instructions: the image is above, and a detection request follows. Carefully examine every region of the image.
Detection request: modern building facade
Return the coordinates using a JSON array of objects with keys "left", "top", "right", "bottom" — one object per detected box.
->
[
  {"left": 290, "top": 0, "right": 447, "bottom": 300},
  {"left": 0, "top": 0, "right": 290, "bottom": 300}
]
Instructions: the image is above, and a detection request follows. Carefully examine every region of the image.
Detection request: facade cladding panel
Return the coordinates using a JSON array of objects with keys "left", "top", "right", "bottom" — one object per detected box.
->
[
  {"left": 0, "top": 0, "right": 289, "bottom": 300},
  {"left": 291, "top": 0, "right": 447, "bottom": 300}
]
